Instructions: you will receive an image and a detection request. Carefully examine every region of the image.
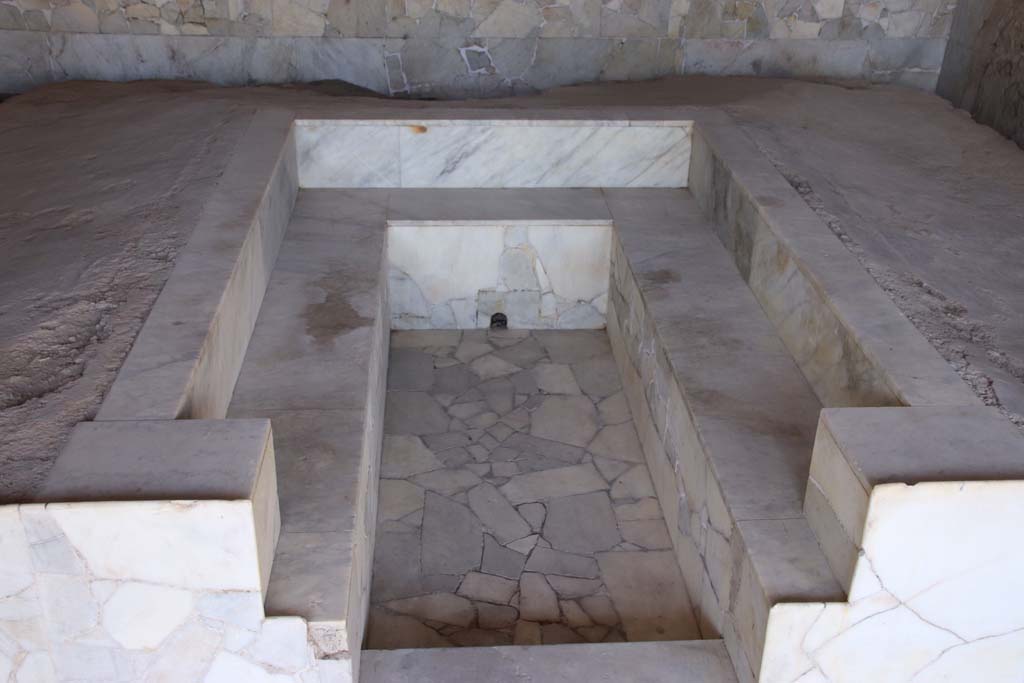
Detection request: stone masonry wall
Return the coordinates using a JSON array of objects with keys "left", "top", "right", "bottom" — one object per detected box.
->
[{"left": 1, "top": 0, "right": 955, "bottom": 96}]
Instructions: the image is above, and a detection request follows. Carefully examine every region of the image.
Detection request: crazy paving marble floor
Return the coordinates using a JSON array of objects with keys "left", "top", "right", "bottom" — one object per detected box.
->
[{"left": 368, "top": 328, "right": 697, "bottom": 649}]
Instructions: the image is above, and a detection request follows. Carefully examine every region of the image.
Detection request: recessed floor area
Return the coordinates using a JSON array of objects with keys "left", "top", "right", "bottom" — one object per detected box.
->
[{"left": 368, "top": 328, "right": 699, "bottom": 649}]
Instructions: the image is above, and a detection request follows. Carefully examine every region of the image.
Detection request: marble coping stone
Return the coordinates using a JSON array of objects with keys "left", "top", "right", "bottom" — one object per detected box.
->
[
  {"left": 603, "top": 188, "right": 845, "bottom": 682},
  {"left": 36, "top": 418, "right": 275, "bottom": 502},
  {"left": 362, "top": 640, "right": 739, "bottom": 683},
  {"left": 294, "top": 119, "right": 693, "bottom": 189},
  {"left": 688, "top": 120, "right": 979, "bottom": 410},
  {"left": 32, "top": 418, "right": 280, "bottom": 598},
  {"left": 805, "top": 406, "right": 1024, "bottom": 592},
  {"left": 97, "top": 108, "right": 298, "bottom": 422}
]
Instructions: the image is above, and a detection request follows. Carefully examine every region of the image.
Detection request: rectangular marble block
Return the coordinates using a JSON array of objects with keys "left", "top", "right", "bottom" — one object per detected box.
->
[
  {"left": 805, "top": 406, "right": 1024, "bottom": 592},
  {"left": 37, "top": 419, "right": 281, "bottom": 597},
  {"left": 295, "top": 121, "right": 692, "bottom": 189},
  {"left": 387, "top": 223, "right": 611, "bottom": 329}
]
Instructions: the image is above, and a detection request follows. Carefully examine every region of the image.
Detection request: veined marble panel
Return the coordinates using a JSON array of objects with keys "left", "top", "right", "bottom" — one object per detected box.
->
[
  {"left": 387, "top": 222, "right": 611, "bottom": 329},
  {"left": 0, "top": 501, "right": 352, "bottom": 682},
  {"left": 296, "top": 123, "right": 400, "bottom": 188},
  {"left": 761, "top": 481, "right": 1024, "bottom": 683},
  {"left": 398, "top": 123, "right": 691, "bottom": 188},
  {"left": 294, "top": 121, "right": 691, "bottom": 189}
]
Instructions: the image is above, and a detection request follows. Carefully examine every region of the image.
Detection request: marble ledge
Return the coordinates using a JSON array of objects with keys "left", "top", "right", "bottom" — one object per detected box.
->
[
  {"left": 762, "top": 480, "right": 1024, "bottom": 683},
  {"left": 295, "top": 119, "right": 695, "bottom": 128}
]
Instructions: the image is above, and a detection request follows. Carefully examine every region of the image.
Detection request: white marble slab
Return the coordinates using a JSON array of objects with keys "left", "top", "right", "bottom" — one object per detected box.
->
[
  {"left": 294, "top": 121, "right": 692, "bottom": 189},
  {"left": 399, "top": 124, "right": 690, "bottom": 188},
  {"left": 0, "top": 500, "right": 349, "bottom": 682},
  {"left": 761, "top": 480, "right": 1024, "bottom": 683}
]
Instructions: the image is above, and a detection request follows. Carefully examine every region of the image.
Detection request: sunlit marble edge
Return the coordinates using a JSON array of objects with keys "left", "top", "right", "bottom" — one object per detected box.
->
[{"left": 760, "top": 479, "right": 1024, "bottom": 683}]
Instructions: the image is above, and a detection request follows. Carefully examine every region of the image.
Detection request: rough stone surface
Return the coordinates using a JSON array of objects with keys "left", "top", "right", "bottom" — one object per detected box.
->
[
  {"left": 370, "top": 329, "right": 695, "bottom": 647},
  {"left": 542, "top": 491, "right": 621, "bottom": 554},
  {"left": 421, "top": 492, "right": 483, "bottom": 575}
]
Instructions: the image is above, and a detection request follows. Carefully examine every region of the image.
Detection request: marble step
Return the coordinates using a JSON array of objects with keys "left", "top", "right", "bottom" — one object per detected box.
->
[{"left": 360, "top": 640, "right": 738, "bottom": 683}]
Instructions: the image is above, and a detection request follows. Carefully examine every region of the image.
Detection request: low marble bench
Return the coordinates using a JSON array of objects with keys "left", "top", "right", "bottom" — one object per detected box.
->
[
  {"left": 603, "top": 188, "right": 845, "bottom": 682},
  {"left": 226, "top": 188, "right": 390, "bottom": 673}
]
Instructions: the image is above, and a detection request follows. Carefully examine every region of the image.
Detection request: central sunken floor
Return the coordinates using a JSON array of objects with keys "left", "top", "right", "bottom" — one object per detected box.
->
[{"left": 368, "top": 328, "right": 697, "bottom": 649}]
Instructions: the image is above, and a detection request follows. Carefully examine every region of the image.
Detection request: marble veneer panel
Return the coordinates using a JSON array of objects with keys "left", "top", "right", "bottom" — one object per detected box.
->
[
  {"left": 602, "top": 189, "right": 843, "bottom": 683},
  {"left": 0, "top": 418, "right": 352, "bottom": 682},
  {"left": 97, "top": 108, "right": 298, "bottom": 421},
  {"left": 295, "top": 121, "right": 692, "bottom": 189},
  {"left": 387, "top": 222, "right": 611, "bottom": 329},
  {"left": 688, "top": 122, "right": 979, "bottom": 410},
  {"left": 226, "top": 189, "right": 391, "bottom": 682},
  {"left": 804, "top": 406, "right": 1024, "bottom": 593},
  {"left": 762, "top": 478, "right": 1024, "bottom": 683}
]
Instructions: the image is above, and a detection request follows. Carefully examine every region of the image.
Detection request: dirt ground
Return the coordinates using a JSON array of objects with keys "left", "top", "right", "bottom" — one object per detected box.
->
[{"left": 1, "top": 75, "right": 1022, "bottom": 499}]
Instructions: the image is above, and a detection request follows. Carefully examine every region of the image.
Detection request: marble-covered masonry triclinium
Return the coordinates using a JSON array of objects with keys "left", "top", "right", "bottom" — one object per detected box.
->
[{"left": 2, "top": 114, "right": 1021, "bottom": 683}]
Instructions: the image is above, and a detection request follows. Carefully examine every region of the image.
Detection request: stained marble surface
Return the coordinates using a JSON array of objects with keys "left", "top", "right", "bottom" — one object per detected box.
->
[{"left": 226, "top": 189, "right": 391, "bottom": 682}]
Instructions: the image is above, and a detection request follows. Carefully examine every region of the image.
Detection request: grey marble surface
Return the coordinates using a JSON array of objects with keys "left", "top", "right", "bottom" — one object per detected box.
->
[{"left": 227, "top": 189, "right": 389, "bottom": 633}]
